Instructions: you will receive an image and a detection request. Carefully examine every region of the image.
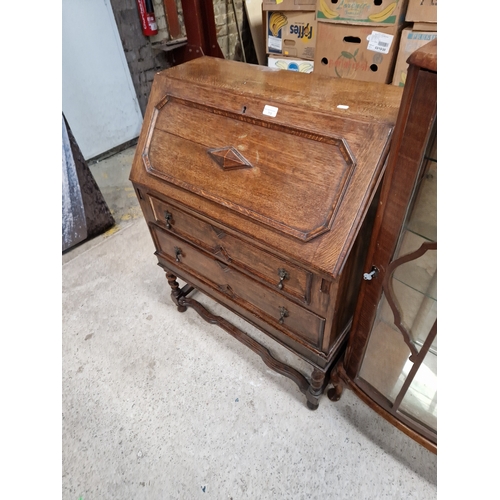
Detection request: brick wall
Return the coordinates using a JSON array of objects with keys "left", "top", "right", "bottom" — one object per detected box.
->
[
  {"left": 110, "top": 1, "right": 258, "bottom": 115},
  {"left": 214, "top": 0, "right": 242, "bottom": 60},
  {"left": 109, "top": 0, "right": 172, "bottom": 115},
  {"left": 214, "top": 0, "right": 257, "bottom": 63}
]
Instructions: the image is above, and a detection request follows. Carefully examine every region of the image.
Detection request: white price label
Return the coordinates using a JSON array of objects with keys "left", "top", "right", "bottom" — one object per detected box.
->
[
  {"left": 263, "top": 105, "right": 278, "bottom": 117},
  {"left": 367, "top": 31, "right": 394, "bottom": 54},
  {"left": 268, "top": 36, "right": 282, "bottom": 52}
]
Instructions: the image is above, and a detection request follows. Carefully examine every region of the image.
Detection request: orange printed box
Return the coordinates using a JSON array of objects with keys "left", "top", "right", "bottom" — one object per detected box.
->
[{"left": 314, "top": 21, "right": 402, "bottom": 83}]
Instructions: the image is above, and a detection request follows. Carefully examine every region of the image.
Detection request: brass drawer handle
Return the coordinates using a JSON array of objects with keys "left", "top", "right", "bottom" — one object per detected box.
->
[
  {"left": 174, "top": 247, "right": 182, "bottom": 262},
  {"left": 164, "top": 210, "right": 173, "bottom": 229},
  {"left": 216, "top": 260, "right": 231, "bottom": 273},
  {"left": 277, "top": 268, "right": 290, "bottom": 290},
  {"left": 278, "top": 306, "right": 289, "bottom": 324}
]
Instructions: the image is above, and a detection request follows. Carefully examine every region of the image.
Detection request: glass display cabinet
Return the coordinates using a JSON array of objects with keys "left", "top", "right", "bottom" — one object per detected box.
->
[{"left": 328, "top": 40, "right": 437, "bottom": 453}]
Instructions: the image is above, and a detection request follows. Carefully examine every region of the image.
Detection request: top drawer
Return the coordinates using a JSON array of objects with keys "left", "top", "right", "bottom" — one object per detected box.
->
[{"left": 149, "top": 194, "right": 312, "bottom": 304}]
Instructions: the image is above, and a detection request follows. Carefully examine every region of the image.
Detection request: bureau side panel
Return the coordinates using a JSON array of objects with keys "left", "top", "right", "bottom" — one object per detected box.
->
[{"left": 324, "top": 185, "right": 381, "bottom": 354}]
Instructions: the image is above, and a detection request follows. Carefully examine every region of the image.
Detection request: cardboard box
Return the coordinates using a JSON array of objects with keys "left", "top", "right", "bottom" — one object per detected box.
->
[
  {"left": 313, "top": 22, "right": 402, "bottom": 83},
  {"left": 413, "top": 22, "right": 437, "bottom": 32},
  {"left": 405, "top": 0, "right": 437, "bottom": 23},
  {"left": 316, "top": 0, "right": 408, "bottom": 26},
  {"left": 263, "top": 0, "right": 316, "bottom": 11},
  {"left": 266, "top": 11, "right": 317, "bottom": 60},
  {"left": 391, "top": 27, "right": 437, "bottom": 86},
  {"left": 268, "top": 55, "right": 315, "bottom": 72}
]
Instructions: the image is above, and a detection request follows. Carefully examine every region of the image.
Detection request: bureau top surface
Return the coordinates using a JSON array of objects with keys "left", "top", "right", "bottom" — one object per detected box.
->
[
  {"left": 158, "top": 56, "right": 403, "bottom": 123},
  {"left": 130, "top": 57, "right": 403, "bottom": 279}
]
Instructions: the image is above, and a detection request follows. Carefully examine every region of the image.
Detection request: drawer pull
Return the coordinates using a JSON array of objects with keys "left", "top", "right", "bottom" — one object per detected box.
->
[
  {"left": 174, "top": 246, "right": 182, "bottom": 262},
  {"left": 164, "top": 210, "right": 173, "bottom": 229},
  {"left": 216, "top": 260, "right": 231, "bottom": 273},
  {"left": 277, "top": 268, "right": 290, "bottom": 290},
  {"left": 278, "top": 306, "right": 289, "bottom": 324},
  {"left": 215, "top": 245, "right": 232, "bottom": 263},
  {"left": 210, "top": 225, "right": 226, "bottom": 239},
  {"left": 218, "top": 283, "right": 235, "bottom": 298}
]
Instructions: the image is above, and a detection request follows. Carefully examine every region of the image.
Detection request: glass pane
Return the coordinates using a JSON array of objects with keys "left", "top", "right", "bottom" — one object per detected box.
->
[
  {"left": 406, "top": 127, "right": 437, "bottom": 242},
  {"left": 390, "top": 121, "right": 437, "bottom": 352},
  {"left": 358, "top": 121, "right": 437, "bottom": 437},
  {"left": 398, "top": 346, "right": 437, "bottom": 432},
  {"left": 393, "top": 232, "right": 437, "bottom": 298},
  {"left": 392, "top": 245, "right": 437, "bottom": 348},
  {"left": 359, "top": 297, "right": 412, "bottom": 403}
]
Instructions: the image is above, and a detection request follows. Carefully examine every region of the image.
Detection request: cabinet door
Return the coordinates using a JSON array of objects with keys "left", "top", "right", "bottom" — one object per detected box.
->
[
  {"left": 343, "top": 63, "right": 437, "bottom": 449},
  {"left": 359, "top": 123, "right": 436, "bottom": 433}
]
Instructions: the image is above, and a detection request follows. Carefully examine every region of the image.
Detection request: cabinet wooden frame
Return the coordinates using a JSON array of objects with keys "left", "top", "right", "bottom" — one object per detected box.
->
[{"left": 328, "top": 40, "right": 438, "bottom": 453}]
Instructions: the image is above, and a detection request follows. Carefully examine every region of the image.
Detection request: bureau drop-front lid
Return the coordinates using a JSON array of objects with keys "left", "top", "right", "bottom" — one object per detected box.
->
[
  {"left": 130, "top": 57, "right": 403, "bottom": 278},
  {"left": 143, "top": 94, "right": 355, "bottom": 242}
]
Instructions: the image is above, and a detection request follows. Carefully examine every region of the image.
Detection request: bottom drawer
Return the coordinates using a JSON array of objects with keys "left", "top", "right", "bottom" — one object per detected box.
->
[{"left": 150, "top": 224, "right": 325, "bottom": 349}]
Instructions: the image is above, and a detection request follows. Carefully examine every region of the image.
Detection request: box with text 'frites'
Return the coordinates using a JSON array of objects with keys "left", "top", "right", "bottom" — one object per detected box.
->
[
  {"left": 267, "top": 11, "right": 317, "bottom": 60},
  {"left": 391, "top": 28, "right": 437, "bottom": 86},
  {"left": 316, "top": 0, "right": 408, "bottom": 26},
  {"left": 313, "top": 21, "right": 402, "bottom": 83}
]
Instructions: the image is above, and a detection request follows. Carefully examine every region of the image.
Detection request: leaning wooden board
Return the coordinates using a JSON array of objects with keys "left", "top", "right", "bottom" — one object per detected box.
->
[{"left": 244, "top": 0, "right": 266, "bottom": 65}]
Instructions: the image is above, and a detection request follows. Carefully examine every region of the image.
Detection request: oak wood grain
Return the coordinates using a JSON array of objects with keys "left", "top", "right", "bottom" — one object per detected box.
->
[
  {"left": 149, "top": 194, "right": 313, "bottom": 304},
  {"left": 131, "top": 57, "right": 403, "bottom": 278},
  {"left": 151, "top": 223, "right": 326, "bottom": 349},
  {"left": 130, "top": 57, "right": 403, "bottom": 407}
]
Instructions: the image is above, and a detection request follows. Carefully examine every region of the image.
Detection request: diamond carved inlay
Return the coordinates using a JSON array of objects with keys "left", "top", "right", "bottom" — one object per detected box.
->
[{"left": 207, "top": 146, "right": 253, "bottom": 171}]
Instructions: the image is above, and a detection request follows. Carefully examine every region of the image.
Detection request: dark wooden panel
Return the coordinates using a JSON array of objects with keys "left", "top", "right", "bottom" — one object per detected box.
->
[
  {"left": 63, "top": 114, "right": 114, "bottom": 250},
  {"left": 163, "top": 0, "right": 181, "bottom": 39}
]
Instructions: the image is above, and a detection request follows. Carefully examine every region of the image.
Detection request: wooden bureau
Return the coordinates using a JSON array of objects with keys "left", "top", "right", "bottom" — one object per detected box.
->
[{"left": 129, "top": 56, "right": 403, "bottom": 409}]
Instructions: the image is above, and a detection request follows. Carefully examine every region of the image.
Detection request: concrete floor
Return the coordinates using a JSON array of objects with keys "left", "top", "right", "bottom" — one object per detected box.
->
[{"left": 62, "top": 145, "right": 437, "bottom": 499}]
